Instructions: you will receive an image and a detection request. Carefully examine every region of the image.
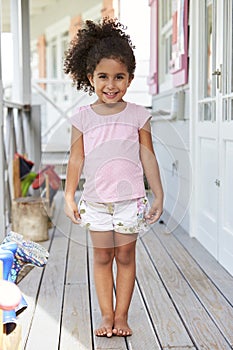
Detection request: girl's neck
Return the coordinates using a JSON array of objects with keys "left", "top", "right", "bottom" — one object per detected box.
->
[{"left": 90, "top": 101, "right": 127, "bottom": 116}]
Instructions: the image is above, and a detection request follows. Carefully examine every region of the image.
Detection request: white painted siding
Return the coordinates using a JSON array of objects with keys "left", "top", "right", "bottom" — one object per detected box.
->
[{"left": 151, "top": 88, "right": 191, "bottom": 232}]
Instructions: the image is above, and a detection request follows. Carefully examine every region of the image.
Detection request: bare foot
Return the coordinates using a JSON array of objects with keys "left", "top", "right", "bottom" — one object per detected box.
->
[
  {"left": 112, "top": 316, "right": 132, "bottom": 337},
  {"left": 95, "top": 315, "right": 114, "bottom": 338}
]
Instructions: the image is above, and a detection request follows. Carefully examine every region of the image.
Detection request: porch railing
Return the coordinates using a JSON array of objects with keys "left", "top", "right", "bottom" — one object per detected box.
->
[{"left": 1, "top": 100, "right": 41, "bottom": 234}]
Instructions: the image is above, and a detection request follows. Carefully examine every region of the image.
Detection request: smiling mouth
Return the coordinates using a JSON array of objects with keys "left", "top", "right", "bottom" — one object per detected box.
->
[{"left": 104, "top": 92, "right": 118, "bottom": 96}]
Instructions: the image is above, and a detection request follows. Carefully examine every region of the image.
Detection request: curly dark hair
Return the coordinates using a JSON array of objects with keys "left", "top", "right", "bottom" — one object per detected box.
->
[{"left": 64, "top": 17, "right": 136, "bottom": 94}]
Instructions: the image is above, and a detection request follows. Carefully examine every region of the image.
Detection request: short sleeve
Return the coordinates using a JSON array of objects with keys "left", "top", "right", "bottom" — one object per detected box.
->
[
  {"left": 69, "top": 107, "right": 83, "bottom": 132},
  {"left": 137, "top": 105, "right": 152, "bottom": 129}
]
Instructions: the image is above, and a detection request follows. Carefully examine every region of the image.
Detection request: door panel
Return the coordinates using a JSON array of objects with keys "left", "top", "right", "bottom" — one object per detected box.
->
[
  {"left": 196, "top": 0, "right": 219, "bottom": 258},
  {"left": 219, "top": 133, "right": 233, "bottom": 273},
  {"left": 218, "top": 0, "right": 233, "bottom": 274},
  {"left": 198, "top": 137, "right": 218, "bottom": 257},
  {"left": 196, "top": 0, "right": 233, "bottom": 275}
]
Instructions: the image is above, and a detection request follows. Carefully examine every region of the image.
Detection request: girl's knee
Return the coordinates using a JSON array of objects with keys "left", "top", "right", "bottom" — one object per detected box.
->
[
  {"left": 115, "top": 246, "right": 135, "bottom": 266},
  {"left": 94, "top": 248, "right": 114, "bottom": 265}
]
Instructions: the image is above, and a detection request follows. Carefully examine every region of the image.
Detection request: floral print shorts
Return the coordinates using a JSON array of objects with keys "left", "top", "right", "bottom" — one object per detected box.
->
[{"left": 78, "top": 197, "right": 150, "bottom": 235}]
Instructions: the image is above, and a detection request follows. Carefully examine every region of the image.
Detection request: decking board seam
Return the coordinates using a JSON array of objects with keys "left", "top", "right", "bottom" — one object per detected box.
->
[
  {"left": 140, "top": 235, "right": 198, "bottom": 349},
  {"left": 58, "top": 219, "right": 73, "bottom": 349},
  {"left": 134, "top": 276, "right": 163, "bottom": 349},
  {"left": 150, "top": 225, "right": 233, "bottom": 349},
  {"left": 87, "top": 230, "right": 97, "bottom": 350},
  {"left": 23, "top": 223, "right": 57, "bottom": 349}
]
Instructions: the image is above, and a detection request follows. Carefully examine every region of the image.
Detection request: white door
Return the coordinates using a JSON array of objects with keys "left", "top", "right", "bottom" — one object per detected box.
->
[
  {"left": 196, "top": 0, "right": 233, "bottom": 275},
  {"left": 218, "top": 0, "right": 233, "bottom": 274}
]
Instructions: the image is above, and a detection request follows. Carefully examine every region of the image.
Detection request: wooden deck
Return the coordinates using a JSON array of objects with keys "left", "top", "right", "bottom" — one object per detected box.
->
[{"left": 17, "top": 191, "right": 233, "bottom": 350}]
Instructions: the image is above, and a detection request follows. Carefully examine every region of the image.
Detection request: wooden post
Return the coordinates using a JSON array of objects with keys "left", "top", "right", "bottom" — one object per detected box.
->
[
  {"left": 11, "top": 0, "right": 31, "bottom": 105},
  {"left": 13, "top": 158, "right": 21, "bottom": 199}
]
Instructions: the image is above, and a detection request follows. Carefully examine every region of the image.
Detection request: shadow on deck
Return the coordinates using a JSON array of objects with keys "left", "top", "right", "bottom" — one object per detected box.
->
[{"left": 18, "top": 191, "right": 233, "bottom": 350}]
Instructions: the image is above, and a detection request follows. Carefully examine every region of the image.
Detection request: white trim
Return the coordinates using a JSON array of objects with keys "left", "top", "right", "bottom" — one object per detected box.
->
[
  {"left": 11, "top": 0, "right": 31, "bottom": 104},
  {"left": 159, "top": 2, "right": 173, "bottom": 88},
  {"left": 189, "top": 0, "right": 199, "bottom": 238}
]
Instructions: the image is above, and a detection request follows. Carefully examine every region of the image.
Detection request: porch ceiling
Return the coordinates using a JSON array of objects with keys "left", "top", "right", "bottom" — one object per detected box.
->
[
  {"left": 1, "top": 0, "right": 101, "bottom": 33},
  {"left": 2, "top": 0, "right": 59, "bottom": 32}
]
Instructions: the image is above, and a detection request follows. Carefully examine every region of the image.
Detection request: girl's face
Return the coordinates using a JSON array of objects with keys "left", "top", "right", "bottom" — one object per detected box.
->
[{"left": 87, "top": 58, "right": 133, "bottom": 104}]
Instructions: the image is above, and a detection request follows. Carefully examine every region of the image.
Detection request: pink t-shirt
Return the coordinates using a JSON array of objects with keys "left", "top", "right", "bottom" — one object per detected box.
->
[{"left": 70, "top": 102, "right": 151, "bottom": 203}]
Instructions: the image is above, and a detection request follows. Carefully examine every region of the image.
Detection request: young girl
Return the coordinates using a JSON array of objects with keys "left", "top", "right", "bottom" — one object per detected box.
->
[{"left": 64, "top": 18, "right": 163, "bottom": 338}]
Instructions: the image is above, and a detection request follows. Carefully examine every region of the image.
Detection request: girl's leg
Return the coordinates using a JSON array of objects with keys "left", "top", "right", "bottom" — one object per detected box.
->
[
  {"left": 113, "top": 232, "right": 138, "bottom": 336},
  {"left": 90, "top": 230, "right": 115, "bottom": 337}
]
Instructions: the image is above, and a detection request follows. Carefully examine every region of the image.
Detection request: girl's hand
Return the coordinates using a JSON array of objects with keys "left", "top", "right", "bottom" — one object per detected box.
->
[
  {"left": 145, "top": 198, "right": 163, "bottom": 224},
  {"left": 64, "top": 198, "right": 81, "bottom": 224}
]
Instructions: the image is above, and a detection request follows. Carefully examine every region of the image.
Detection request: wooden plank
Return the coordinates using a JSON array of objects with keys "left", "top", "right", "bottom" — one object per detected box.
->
[
  {"left": 60, "top": 284, "right": 93, "bottom": 350},
  {"left": 172, "top": 223, "right": 233, "bottom": 305},
  {"left": 60, "top": 222, "right": 93, "bottom": 349},
  {"left": 66, "top": 224, "right": 88, "bottom": 285},
  {"left": 153, "top": 225, "right": 233, "bottom": 346},
  {"left": 17, "top": 223, "right": 53, "bottom": 347},
  {"left": 24, "top": 211, "right": 70, "bottom": 349},
  {"left": 126, "top": 285, "right": 161, "bottom": 350},
  {"left": 17, "top": 266, "right": 44, "bottom": 347},
  {"left": 142, "top": 227, "right": 232, "bottom": 350},
  {"left": 135, "top": 239, "right": 194, "bottom": 349}
]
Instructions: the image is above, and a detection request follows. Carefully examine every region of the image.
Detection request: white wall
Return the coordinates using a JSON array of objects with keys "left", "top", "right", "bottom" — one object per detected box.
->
[{"left": 151, "top": 88, "right": 191, "bottom": 233}]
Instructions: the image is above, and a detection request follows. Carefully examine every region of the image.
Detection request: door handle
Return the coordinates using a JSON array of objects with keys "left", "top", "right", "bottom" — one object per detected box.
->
[{"left": 212, "top": 67, "right": 222, "bottom": 91}]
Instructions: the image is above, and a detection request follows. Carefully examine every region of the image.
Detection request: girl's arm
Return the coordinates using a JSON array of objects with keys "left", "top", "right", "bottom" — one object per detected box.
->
[
  {"left": 139, "top": 120, "right": 164, "bottom": 224},
  {"left": 64, "top": 126, "right": 84, "bottom": 224}
]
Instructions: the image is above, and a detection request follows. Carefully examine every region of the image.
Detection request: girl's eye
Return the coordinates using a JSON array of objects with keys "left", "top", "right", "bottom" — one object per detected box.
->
[
  {"left": 116, "top": 75, "right": 124, "bottom": 80},
  {"left": 99, "top": 75, "right": 107, "bottom": 79}
]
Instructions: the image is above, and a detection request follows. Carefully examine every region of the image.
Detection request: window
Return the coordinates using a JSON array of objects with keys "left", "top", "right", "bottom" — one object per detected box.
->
[
  {"left": 204, "top": 2, "right": 215, "bottom": 98},
  {"left": 148, "top": 0, "right": 158, "bottom": 94},
  {"left": 159, "top": 0, "right": 173, "bottom": 89},
  {"left": 148, "top": 0, "right": 189, "bottom": 94},
  {"left": 162, "top": 0, "right": 172, "bottom": 26},
  {"left": 198, "top": 0, "right": 216, "bottom": 122}
]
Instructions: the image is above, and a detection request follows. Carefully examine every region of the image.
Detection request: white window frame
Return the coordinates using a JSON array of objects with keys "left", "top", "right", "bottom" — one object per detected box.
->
[{"left": 159, "top": 0, "right": 173, "bottom": 92}]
